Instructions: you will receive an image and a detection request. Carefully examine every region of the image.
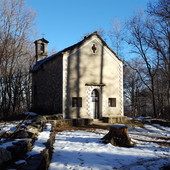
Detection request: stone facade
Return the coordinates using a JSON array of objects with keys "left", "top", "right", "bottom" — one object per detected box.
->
[
  {"left": 31, "top": 32, "right": 124, "bottom": 118},
  {"left": 32, "top": 54, "right": 63, "bottom": 114}
]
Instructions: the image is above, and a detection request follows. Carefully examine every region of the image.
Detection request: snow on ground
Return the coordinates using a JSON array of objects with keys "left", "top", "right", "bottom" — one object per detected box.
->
[
  {"left": 153, "top": 124, "right": 170, "bottom": 132},
  {"left": 0, "top": 121, "right": 21, "bottom": 146},
  {"left": 144, "top": 124, "right": 170, "bottom": 136},
  {"left": 27, "top": 123, "right": 52, "bottom": 156},
  {"left": 49, "top": 125, "right": 170, "bottom": 170},
  {"left": 129, "top": 124, "right": 170, "bottom": 143},
  {"left": 133, "top": 116, "right": 152, "bottom": 120},
  {"left": 0, "top": 121, "right": 21, "bottom": 133},
  {"left": 1, "top": 120, "right": 170, "bottom": 169}
]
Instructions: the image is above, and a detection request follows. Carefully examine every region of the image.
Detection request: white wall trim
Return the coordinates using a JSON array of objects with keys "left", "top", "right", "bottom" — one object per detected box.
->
[
  {"left": 62, "top": 52, "right": 69, "bottom": 118},
  {"left": 119, "top": 63, "right": 124, "bottom": 116}
]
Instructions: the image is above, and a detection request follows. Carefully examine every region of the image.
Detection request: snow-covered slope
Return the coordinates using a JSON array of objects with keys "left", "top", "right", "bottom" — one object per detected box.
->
[{"left": 49, "top": 125, "right": 170, "bottom": 170}]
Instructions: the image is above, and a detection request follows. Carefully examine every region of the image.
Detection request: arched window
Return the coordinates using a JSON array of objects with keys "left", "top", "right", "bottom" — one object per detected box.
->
[
  {"left": 91, "top": 89, "right": 99, "bottom": 102},
  {"left": 40, "top": 43, "right": 45, "bottom": 54}
]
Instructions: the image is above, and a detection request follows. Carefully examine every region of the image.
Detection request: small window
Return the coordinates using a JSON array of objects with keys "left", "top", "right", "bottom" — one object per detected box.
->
[
  {"left": 72, "top": 97, "right": 82, "bottom": 107},
  {"left": 108, "top": 98, "right": 116, "bottom": 107}
]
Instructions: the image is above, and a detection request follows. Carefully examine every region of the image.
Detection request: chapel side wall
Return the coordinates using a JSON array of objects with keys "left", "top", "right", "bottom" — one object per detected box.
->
[{"left": 32, "top": 55, "right": 63, "bottom": 114}]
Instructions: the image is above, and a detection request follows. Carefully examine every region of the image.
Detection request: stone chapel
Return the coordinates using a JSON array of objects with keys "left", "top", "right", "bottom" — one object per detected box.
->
[{"left": 31, "top": 32, "right": 124, "bottom": 119}]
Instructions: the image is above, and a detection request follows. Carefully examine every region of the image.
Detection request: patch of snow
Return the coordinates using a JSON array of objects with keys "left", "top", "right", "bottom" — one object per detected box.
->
[
  {"left": 129, "top": 133, "right": 170, "bottom": 143},
  {"left": 134, "top": 116, "right": 152, "bottom": 120},
  {"left": 144, "top": 124, "right": 170, "bottom": 137},
  {"left": 24, "top": 112, "right": 38, "bottom": 116},
  {"left": 153, "top": 124, "right": 170, "bottom": 132},
  {"left": 0, "top": 140, "right": 20, "bottom": 149},
  {"left": 27, "top": 123, "right": 51, "bottom": 156},
  {"left": 15, "top": 160, "right": 26, "bottom": 165},
  {"left": 109, "top": 124, "right": 128, "bottom": 128},
  {"left": 0, "top": 121, "right": 20, "bottom": 133}
]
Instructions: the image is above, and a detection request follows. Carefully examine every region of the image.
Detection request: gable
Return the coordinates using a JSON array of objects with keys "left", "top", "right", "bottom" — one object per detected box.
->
[{"left": 66, "top": 34, "right": 122, "bottom": 68}]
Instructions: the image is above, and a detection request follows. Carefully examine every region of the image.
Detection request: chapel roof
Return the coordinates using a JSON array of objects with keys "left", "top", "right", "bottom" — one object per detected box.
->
[{"left": 31, "top": 32, "right": 122, "bottom": 72}]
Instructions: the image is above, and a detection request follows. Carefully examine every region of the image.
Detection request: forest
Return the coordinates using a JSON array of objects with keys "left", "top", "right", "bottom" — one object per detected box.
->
[{"left": 0, "top": 0, "right": 169, "bottom": 120}]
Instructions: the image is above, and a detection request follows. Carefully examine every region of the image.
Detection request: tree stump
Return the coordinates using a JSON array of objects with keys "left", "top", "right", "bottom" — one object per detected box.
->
[{"left": 101, "top": 124, "right": 135, "bottom": 147}]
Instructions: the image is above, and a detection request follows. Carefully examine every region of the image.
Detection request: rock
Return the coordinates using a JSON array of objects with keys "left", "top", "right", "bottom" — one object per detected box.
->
[
  {"left": 0, "top": 132, "right": 13, "bottom": 138},
  {"left": 31, "top": 115, "right": 46, "bottom": 130},
  {"left": 55, "top": 119, "right": 73, "bottom": 127},
  {"left": 18, "top": 149, "right": 49, "bottom": 170},
  {"left": 12, "top": 130, "right": 35, "bottom": 139},
  {"left": 26, "top": 125, "right": 40, "bottom": 134},
  {"left": 0, "top": 148, "right": 12, "bottom": 165},
  {"left": 13, "top": 139, "right": 32, "bottom": 151},
  {"left": 15, "top": 159, "right": 26, "bottom": 166},
  {"left": 72, "top": 118, "right": 93, "bottom": 126},
  {"left": 25, "top": 119, "right": 32, "bottom": 125},
  {"left": 31, "top": 123, "right": 42, "bottom": 129},
  {"left": 32, "top": 115, "right": 46, "bottom": 125},
  {"left": 7, "top": 139, "right": 32, "bottom": 157},
  {"left": 46, "top": 114, "right": 63, "bottom": 120}
]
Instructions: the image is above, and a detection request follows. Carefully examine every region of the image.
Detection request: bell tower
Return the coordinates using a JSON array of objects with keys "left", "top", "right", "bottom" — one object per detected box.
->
[{"left": 34, "top": 38, "right": 49, "bottom": 62}]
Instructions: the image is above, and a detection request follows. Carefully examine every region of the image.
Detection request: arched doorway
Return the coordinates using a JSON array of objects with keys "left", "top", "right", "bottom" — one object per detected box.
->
[{"left": 91, "top": 89, "right": 100, "bottom": 119}]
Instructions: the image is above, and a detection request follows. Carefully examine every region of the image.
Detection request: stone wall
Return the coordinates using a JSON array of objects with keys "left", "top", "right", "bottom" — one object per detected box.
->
[
  {"left": 102, "top": 116, "right": 127, "bottom": 124},
  {"left": 32, "top": 54, "right": 63, "bottom": 114}
]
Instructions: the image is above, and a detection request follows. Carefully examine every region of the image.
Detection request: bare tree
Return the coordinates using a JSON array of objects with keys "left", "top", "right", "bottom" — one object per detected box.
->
[
  {"left": 124, "top": 0, "right": 170, "bottom": 119},
  {"left": 124, "top": 58, "right": 150, "bottom": 117},
  {"left": 0, "top": 0, "right": 36, "bottom": 118},
  {"left": 147, "top": 0, "right": 170, "bottom": 106},
  {"left": 108, "top": 18, "right": 125, "bottom": 59},
  {"left": 126, "top": 11, "right": 159, "bottom": 117}
]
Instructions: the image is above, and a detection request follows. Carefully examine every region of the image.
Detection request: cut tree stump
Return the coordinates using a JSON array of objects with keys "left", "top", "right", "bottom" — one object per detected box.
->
[{"left": 101, "top": 124, "right": 135, "bottom": 147}]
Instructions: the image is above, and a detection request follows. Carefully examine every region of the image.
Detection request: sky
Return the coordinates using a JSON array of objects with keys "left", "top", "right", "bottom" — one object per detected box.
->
[{"left": 26, "top": 0, "right": 150, "bottom": 53}]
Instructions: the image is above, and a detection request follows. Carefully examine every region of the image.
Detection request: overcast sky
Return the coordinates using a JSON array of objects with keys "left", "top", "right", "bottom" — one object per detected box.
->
[{"left": 26, "top": 0, "right": 150, "bottom": 52}]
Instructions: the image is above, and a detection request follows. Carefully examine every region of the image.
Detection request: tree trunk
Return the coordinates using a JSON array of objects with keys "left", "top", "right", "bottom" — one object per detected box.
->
[{"left": 101, "top": 124, "right": 135, "bottom": 147}]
